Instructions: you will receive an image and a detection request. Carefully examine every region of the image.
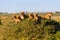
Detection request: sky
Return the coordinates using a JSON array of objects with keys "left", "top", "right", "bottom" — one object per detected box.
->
[{"left": 0, "top": 0, "right": 60, "bottom": 13}]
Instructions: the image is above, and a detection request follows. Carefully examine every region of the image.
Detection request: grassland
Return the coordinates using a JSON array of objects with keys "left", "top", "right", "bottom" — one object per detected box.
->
[{"left": 0, "top": 12, "right": 60, "bottom": 40}]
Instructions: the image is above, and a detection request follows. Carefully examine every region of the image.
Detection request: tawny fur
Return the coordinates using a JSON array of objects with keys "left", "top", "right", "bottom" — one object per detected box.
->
[
  {"left": 44, "top": 12, "right": 53, "bottom": 19},
  {"left": 28, "top": 13, "right": 34, "bottom": 20},
  {"left": 13, "top": 15, "right": 20, "bottom": 24},
  {"left": 19, "top": 12, "right": 26, "bottom": 20},
  {"left": 33, "top": 13, "right": 38, "bottom": 21},
  {"left": 40, "top": 12, "right": 53, "bottom": 20}
]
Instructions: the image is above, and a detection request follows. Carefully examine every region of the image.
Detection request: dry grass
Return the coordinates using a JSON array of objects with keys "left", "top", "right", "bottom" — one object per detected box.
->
[
  {"left": 52, "top": 16, "right": 60, "bottom": 22},
  {"left": 0, "top": 13, "right": 60, "bottom": 40}
]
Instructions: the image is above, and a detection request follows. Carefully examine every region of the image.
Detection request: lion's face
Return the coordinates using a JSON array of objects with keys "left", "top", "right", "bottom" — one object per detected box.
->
[
  {"left": 29, "top": 13, "right": 34, "bottom": 19},
  {"left": 33, "top": 13, "right": 38, "bottom": 21},
  {"left": 19, "top": 12, "right": 25, "bottom": 20}
]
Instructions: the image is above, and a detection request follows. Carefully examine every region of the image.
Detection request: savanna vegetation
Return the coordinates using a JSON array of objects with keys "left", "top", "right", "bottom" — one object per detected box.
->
[{"left": 0, "top": 12, "right": 60, "bottom": 40}]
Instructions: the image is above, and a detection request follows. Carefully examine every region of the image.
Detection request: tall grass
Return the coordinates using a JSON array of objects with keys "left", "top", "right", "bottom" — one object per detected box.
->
[{"left": 0, "top": 13, "right": 60, "bottom": 40}]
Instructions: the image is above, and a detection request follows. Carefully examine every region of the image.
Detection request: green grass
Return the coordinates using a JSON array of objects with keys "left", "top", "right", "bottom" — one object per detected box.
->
[{"left": 0, "top": 13, "right": 60, "bottom": 40}]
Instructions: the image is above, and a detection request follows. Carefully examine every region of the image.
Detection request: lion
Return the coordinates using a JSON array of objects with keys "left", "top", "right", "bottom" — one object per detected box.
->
[
  {"left": 33, "top": 13, "right": 38, "bottom": 21},
  {"left": 44, "top": 12, "right": 53, "bottom": 20},
  {"left": 13, "top": 12, "right": 27, "bottom": 24},
  {"left": 19, "top": 12, "right": 27, "bottom": 20},
  {"left": 13, "top": 15, "right": 20, "bottom": 24},
  {"left": 28, "top": 13, "right": 34, "bottom": 20},
  {"left": 40, "top": 12, "right": 53, "bottom": 20}
]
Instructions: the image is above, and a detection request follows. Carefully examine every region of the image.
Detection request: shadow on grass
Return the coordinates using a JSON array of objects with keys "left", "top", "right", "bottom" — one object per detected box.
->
[
  {"left": 35, "top": 16, "right": 60, "bottom": 34},
  {"left": 44, "top": 20, "right": 60, "bottom": 33}
]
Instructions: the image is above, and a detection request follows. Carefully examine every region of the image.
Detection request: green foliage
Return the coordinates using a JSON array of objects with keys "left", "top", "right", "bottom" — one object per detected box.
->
[{"left": 0, "top": 13, "right": 60, "bottom": 40}]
